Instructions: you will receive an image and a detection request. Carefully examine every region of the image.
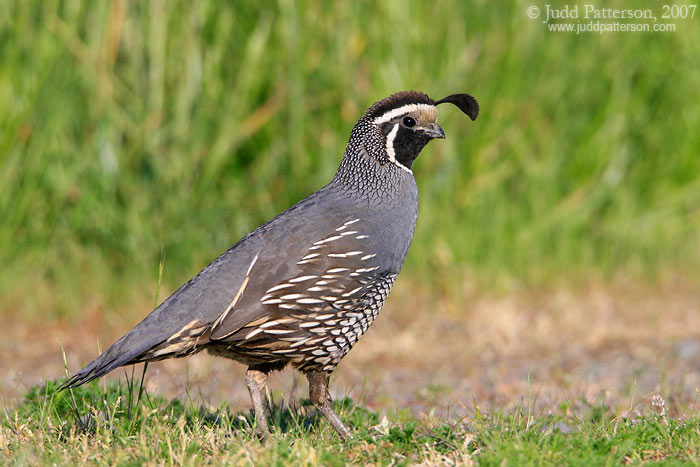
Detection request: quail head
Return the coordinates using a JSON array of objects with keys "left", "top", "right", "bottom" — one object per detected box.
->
[{"left": 61, "top": 90, "right": 479, "bottom": 440}]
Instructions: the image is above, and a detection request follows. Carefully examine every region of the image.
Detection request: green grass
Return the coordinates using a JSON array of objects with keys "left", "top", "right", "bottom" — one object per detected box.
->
[
  {"left": 2, "top": 380, "right": 699, "bottom": 465},
  {"left": 0, "top": 0, "right": 698, "bottom": 317}
]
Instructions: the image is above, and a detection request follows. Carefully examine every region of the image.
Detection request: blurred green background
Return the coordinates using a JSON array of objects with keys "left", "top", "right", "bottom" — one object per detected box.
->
[{"left": 1, "top": 0, "right": 698, "bottom": 318}]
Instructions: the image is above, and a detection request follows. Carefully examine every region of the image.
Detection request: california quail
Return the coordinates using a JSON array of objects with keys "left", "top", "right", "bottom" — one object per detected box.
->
[{"left": 60, "top": 91, "right": 479, "bottom": 439}]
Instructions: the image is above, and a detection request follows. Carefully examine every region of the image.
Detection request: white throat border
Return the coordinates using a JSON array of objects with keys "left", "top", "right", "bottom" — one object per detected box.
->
[{"left": 384, "top": 123, "right": 412, "bottom": 174}]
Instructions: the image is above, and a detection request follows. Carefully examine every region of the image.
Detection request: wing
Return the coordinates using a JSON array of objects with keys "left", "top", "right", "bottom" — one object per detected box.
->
[
  {"left": 61, "top": 186, "right": 356, "bottom": 386},
  {"left": 208, "top": 215, "right": 394, "bottom": 369}
]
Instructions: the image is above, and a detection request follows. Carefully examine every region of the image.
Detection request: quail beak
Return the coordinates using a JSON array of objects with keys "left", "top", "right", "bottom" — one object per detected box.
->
[{"left": 422, "top": 123, "right": 445, "bottom": 140}]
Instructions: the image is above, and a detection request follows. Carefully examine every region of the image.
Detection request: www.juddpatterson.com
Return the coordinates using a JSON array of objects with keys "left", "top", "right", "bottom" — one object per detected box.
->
[{"left": 550, "top": 20, "right": 676, "bottom": 33}]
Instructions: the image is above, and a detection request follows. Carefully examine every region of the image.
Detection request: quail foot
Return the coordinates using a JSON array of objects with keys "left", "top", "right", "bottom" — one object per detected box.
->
[{"left": 61, "top": 91, "right": 479, "bottom": 440}]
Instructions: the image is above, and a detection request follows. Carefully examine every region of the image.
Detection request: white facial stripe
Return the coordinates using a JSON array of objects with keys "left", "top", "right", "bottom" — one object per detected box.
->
[
  {"left": 385, "top": 124, "right": 399, "bottom": 163},
  {"left": 385, "top": 123, "right": 412, "bottom": 174},
  {"left": 373, "top": 103, "right": 436, "bottom": 125}
]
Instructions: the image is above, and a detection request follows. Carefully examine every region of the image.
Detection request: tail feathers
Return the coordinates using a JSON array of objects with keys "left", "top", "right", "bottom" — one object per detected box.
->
[
  {"left": 59, "top": 282, "right": 211, "bottom": 390},
  {"left": 58, "top": 335, "right": 163, "bottom": 390}
]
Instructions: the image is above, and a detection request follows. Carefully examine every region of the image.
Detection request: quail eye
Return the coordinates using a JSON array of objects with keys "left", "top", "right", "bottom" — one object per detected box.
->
[{"left": 402, "top": 116, "right": 416, "bottom": 127}]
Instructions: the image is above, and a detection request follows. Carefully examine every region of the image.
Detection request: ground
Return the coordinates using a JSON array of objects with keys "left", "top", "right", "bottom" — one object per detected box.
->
[
  {"left": 3, "top": 279, "right": 699, "bottom": 420},
  {"left": 2, "top": 280, "right": 700, "bottom": 464}
]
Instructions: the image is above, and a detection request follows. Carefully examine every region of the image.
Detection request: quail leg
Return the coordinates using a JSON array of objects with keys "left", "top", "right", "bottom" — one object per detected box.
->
[
  {"left": 306, "top": 370, "right": 351, "bottom": 440},
  {"left": 245, "top": 367, "right": 270, "bottom": 438}
]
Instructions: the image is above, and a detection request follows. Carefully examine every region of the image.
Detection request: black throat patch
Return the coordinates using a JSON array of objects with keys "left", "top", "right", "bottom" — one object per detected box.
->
[{"left": 392, "top": 126, "right": 431, "bottom": 170}]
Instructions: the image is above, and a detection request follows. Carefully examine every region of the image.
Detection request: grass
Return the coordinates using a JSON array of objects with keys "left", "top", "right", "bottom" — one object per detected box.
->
[
  {"left": 2, "top": 379, "right": 700, "bottom": 465},
  {"left": 0, "top": 0, "right": 698, "bottom": 318}
]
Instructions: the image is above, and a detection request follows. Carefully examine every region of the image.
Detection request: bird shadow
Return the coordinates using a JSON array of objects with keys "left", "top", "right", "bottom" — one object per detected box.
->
[
  {"left": 192, "top": 396, "right": 356, "bottom": 437},
  {"left": 53, "top": 383, "right": 357, "bottom": 438},
  {"left": 45, "top": 375, "right": 363, "bottom": 439}
]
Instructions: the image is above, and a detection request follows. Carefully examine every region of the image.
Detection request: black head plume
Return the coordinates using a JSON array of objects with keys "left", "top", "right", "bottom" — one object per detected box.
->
[{"left": 434, "top": 94, "right": 479, "bottom": 121}]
